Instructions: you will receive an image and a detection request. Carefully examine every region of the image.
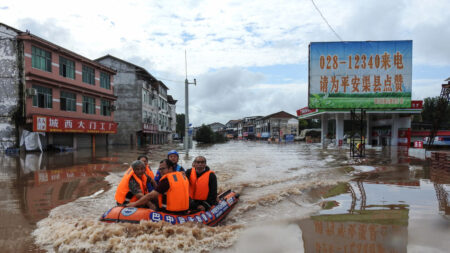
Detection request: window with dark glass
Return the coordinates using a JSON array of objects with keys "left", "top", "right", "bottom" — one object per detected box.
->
[
  {"left": 60, "top": 91, "right": 76, "bottom": 111},
  {"left": 100, "top": 72, "right": 110, "bottom": 89},
  {"left": 82, "top": 65, "right": 95, "bottom": 85},
  {"left": 32, "top": 85, "right": 52, "bottom": 108},
  {"left": 31, "top": 46, "right": 52, "bottom": 72},
  {"left": 101, "top": 99, "right": 111, "bottom": 116},
  {"left": 82, "top": 96, "right": 96, "bottom": 114},
  {"left": 59, "top": 56, "right": 75, "bottom": 79}
]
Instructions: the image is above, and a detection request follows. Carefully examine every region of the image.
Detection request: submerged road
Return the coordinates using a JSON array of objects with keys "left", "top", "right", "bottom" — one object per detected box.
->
[{"left": 0, "top": 141, "right": 449, "bottom": 252}]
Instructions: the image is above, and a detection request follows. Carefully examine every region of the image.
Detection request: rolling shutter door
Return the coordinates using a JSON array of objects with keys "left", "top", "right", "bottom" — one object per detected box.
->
[
  {"left": 96, "top": 134, "right": 107, "bottom": 147},
  {"left": 77, "top": 134, "right": 92, "bottom": 149},
  {"left": 53, "top": 133, "right": 73, "bottom": 147}
]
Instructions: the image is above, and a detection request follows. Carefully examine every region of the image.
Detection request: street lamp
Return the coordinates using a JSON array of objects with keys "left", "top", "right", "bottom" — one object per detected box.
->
[{"left": 184, "top": 77, "right": 196, "bottom": 155}]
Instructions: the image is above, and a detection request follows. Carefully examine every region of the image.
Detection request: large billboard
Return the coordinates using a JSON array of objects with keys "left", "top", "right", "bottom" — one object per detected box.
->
[{"left": 309, "top": 41, "right": 412, "bottom": 109}]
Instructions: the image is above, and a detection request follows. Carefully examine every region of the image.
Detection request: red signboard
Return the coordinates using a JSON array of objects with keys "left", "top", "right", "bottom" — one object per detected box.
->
[
  {"left": 33, "top": 115, "right": 118, "bottom": 134},
  {"left": 296, "top": 107, "right": 318, "bottom": 116},
  {"left": 142, "top": 123, "right": 158, "bottom": 133},
  {"left": 411, "top": 100, "right": 423, "bottom": 109}
]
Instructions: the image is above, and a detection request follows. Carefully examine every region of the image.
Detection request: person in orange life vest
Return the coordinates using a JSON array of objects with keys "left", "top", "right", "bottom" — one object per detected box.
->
[
  {"left": 137, "top": 155, "right": 157, "bottom": 191},
  {"left": 127, "top": 159, "right": 190, "bottom": 214},
  {"left": 115, "top": 160, "right": 149, "bottom": 206},
  {"left": 154, "top": 150, "right": 185, "bottom": 183},
  {"left": 186, "top": 156, "right": 217, "bottom": 211}
]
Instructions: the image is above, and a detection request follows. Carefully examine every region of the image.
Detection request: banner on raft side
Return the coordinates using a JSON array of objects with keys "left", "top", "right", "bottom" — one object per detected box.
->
[
  {"left": 308, "top": 40, "right": 412, "bottom": 109},
  {"left": 110, "top": 194, "right": 237, "bottom": 225}
]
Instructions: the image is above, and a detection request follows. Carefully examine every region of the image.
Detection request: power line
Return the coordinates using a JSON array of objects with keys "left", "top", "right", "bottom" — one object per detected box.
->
[{"left": 311, "top": 0, "right": 343, "bottom": 41}]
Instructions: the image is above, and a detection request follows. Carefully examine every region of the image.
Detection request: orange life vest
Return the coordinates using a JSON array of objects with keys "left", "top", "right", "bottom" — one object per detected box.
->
[
  {"left": 189, "top": 168, "right": 214, "bottom": 201},
  {"left": 158, "top": 171, "right": 189, "bottom": 212},
  {"left": 145, "top": 164, "right": 155, "bottom": 180},
  {"left": 115, "top": 167, "right": 148, "bottom": 205}
]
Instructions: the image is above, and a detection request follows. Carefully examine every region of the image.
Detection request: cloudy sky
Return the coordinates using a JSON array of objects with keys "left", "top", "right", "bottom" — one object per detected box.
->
[{"left": 1, "top": 0, "right": 450, "bottom": 126}]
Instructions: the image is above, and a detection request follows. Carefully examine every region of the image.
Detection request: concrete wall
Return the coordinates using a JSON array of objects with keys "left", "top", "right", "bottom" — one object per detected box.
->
[
  {"left": 0, "top": 25, "right": 20, "bottom": 151},
  {"left": 96, "top": 58, "right": 140, "bottom": 145}
]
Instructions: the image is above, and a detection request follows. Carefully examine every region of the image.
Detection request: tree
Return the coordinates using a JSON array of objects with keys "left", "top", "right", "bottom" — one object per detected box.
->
[
  {"left": 298, "top": 119, "right": 308, "bottom": 130},
  {"left": 176, "top": 114, "right": 185, "bottom": 138},
  {"left": 195, "top": 124, "right": 214, "bottom": 143},
  {"left": 422, "top": 96, "right": 450, "bottom": 145}
]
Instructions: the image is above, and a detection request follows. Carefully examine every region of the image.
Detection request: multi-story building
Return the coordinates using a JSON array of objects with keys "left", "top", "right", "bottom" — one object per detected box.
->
[
  {"left": 208, "top": 122, "right": 226, "bottom": 132},
  {"left": 0, "top": 23, "right": 118, "bottom": 151},
  {"left": 241, "top": 116, "right": 262, "bottom": 140},
  {"left": 261, "top": 111, "right": 297, "bottom": 140},
  {"left": 96, "top": 55, "right": 174, "bottom": 145},
  {"left": 225, "top": 120, "right": 240, "bottom": 138}
]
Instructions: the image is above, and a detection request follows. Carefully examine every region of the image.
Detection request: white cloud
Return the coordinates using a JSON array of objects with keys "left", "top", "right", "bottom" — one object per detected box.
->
[{"left": 1, "top": 0, "right": 449, "bottom": 124}]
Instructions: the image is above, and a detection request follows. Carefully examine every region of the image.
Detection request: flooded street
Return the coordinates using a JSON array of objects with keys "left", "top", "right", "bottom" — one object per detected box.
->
[{"left": 0, "top": 141, "right": 449, "bottom": 252}]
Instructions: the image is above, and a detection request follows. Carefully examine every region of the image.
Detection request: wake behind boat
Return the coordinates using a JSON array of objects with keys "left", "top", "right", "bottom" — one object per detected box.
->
[{"left": 100, "top": 190, "right": 239, "bottom": 226}]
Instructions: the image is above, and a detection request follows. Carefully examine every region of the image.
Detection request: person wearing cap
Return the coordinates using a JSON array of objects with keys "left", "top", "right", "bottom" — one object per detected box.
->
[
  {"left": 154, "top": 150, "right": 185, "bottom": 182},
  {"left": 137, "top": 155, "right": 157, "bottom": 191},
  {"left": 127, "top": 159, "right": 190, "bottom": 213},
  {"left": 186, "top": 156, "right": 217, "bottom": 211},
  {"left": 115, "top": 160, "right": 149, "bottom": 206}
]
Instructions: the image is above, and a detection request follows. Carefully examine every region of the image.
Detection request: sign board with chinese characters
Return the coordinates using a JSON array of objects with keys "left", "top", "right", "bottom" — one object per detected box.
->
[
  {"left": 33, "top": 115, "right": 118, "bottom": 134},
  {"left": 309, "top": 40, "right": 412, "bottom": 109}
]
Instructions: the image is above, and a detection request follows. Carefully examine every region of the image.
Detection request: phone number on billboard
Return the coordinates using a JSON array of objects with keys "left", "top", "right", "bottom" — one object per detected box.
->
[{"left": 319, "top": 52, "right": 404, "bottom": 70}]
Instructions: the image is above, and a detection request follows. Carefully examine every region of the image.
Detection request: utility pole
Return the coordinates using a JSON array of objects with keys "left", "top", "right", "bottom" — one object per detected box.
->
[{"left": 184, "top": 50, "right": 196, "bottom": 155}]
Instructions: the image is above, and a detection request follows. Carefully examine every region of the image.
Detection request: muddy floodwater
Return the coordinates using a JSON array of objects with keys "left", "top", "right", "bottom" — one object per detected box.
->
[{"left": 0, "top": 141, "right": 449, "bottom": 252}]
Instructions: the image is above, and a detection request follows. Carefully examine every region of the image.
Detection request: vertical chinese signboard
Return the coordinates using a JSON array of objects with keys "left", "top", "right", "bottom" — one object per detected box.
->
[{"left": 309, "top": 40, "right": 412, "bottom": 109}]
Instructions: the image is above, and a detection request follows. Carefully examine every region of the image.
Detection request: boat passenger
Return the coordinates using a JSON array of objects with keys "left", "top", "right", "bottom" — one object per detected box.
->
[
  {"left": 137, "top": 155, "right": 157, "bottom": 191},
  {"left": 127, "top": 159, "right": 190, "bottom": 214},
  {"left": 154, "top": 150, "right": 185, "bottom": 182},
  {"left": 186, "top": 156, "right": 218, "bottom": 211},
  {"left": 115, "top": 160, "right": 149, "bottom": 206}
]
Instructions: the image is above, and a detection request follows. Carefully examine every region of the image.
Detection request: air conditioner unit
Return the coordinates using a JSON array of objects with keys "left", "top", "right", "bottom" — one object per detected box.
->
[
  {"left": 110, "top": 105, "right": 117, "bottom": 111},
  {"left": 26, "top": 88, "right": 37, "bottom": 97}
]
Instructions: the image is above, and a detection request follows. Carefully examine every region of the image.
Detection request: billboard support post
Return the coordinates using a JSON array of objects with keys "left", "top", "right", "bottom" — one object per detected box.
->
[{"left": 350, "top": 109, "right": 366, "bottom": 157}]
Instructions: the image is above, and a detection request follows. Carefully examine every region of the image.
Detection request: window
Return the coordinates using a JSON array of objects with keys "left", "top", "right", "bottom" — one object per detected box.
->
[
  {"left": 31, "top": 46, "right": 52, "bottom": 72},
  {"left": 59, "top": 56, "right": 75, "bottom": 79},
  {"left": 100, "top": 99, "right": 111, "bottom": 116},
  {"left": 82, "top": 65, "right": 95, "bottom": 85},
  {"left": 100, "top": 72, "right": 110, "bottom": 89},
  {"left": 60, "top": 91, "right": 76, "bottom": 111},
  {"left": 32, "top": 85, "right": 52, "bottom": 108},
  {"left": 82, "top": 96, "right": 96, "bottom": 114}
]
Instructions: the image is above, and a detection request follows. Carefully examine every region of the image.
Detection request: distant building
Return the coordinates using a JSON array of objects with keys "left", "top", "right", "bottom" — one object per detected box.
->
[
  {"left": 225, "top": 120, "right": 240, "bottom": 138},
  {"left": 261, "top": 111, "right": 297, "bottom": 140},
  {"left": 96, "top": 55, "right": 174, "bottom": 145},
  {"left": 208, "top": 122, "right": 226, "bottom": 132},
  {"left": 240, "top": 116, "right": 262, "bottom": 139},
  {"left": 0, "top": 23, "right": 117, "bottom": 151}
]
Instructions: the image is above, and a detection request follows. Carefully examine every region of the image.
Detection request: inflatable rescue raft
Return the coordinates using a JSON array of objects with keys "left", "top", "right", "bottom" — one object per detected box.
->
[{"left": 100, "top": 190, "right": 239, "bottom": 226}]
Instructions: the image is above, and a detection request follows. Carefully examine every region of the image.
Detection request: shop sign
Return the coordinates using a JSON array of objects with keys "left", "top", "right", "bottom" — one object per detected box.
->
[
  {"left": 309, "top": 40, "right": 412, "bottom": 109},
  {"left": 33, "top": 115, "right": 117, "bottom": 134},
  {"left": 296, "top": 107, "right": 318, "bottom": 116}
]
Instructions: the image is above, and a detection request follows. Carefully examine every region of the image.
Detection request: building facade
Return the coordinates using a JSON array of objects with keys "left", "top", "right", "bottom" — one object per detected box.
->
[
  {"left": 167, "top": 95, "right": 177, "bottom": 143},
  {"left": 96, "top": 55, "right": 174, "bottom": 145},
  {"left": 261, "top": 111, "right": 297, "bottom": 140},
  {"left": 0, "top": 23, "right": 118, "bottom": 151}
]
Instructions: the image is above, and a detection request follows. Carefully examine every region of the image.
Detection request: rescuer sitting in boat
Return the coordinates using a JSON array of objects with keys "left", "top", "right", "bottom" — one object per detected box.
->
[
  {"left": 137, "top": 155, "right": 157, "bottom": 191},
  {"left": 186, "top": 156, "right": 218, "bottom": 211},
  {"left": 154, "top": 150, "right": 185, "bottom": 182},
  {"left": 127, "top": 159, "right": 190, "bottom": 214},
  {"left": 115, "top": 160, "right": 150, "bottom": 206}
]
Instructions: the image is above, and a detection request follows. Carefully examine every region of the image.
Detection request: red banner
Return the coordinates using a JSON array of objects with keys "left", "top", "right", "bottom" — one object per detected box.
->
[
  {"left": 33, "top": 115, "right": 118, "bottom": 134},
  {"left": 411, "top": 100, "right": 423, "bottom": 109},
  {"left": 296, "top": 107, "right": 318, "bottom": 116}
]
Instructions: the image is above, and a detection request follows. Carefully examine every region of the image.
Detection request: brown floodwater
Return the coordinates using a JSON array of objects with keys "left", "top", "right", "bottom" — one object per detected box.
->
[{"left": 0, "top": 142, "right": 448, "bottom": 252}]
